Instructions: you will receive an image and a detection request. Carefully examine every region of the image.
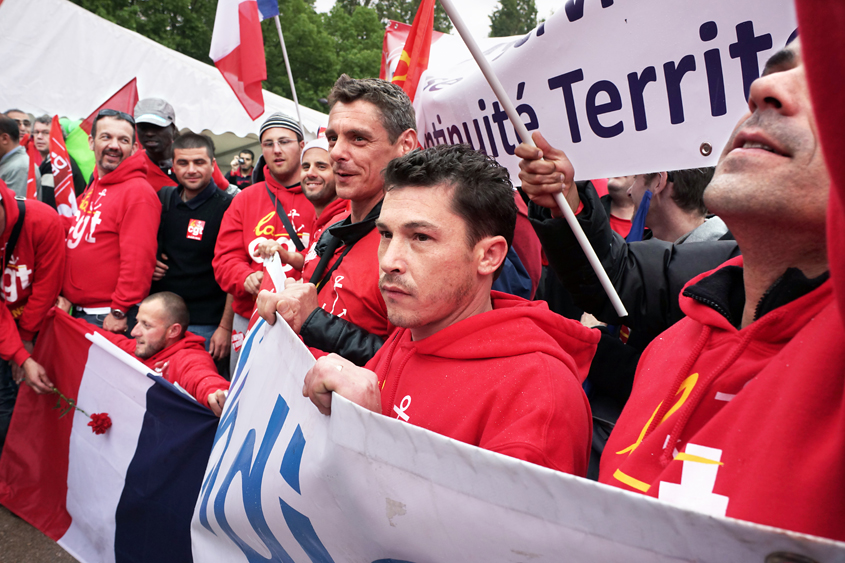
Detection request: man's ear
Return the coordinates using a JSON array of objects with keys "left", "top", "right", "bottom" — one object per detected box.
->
[
  {"left": 88, "top": 134, "right": 95, "bottom": 152},
  {"left": 475, "top": 235, "right": 509, "bottom": 277},
  {"left": 651, "top": 171, "right": 670, "bottom": 197},
  {"left": 166, "top": 323, "right": 183, "bottom": 341},
  {"left": 396, "top": 129, "right": 418, "bottom": 157}
]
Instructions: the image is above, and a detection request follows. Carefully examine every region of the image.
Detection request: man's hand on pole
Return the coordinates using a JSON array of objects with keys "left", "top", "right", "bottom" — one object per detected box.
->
[{"left": 516, "top": 131, "right": 580, "bottom": 217}]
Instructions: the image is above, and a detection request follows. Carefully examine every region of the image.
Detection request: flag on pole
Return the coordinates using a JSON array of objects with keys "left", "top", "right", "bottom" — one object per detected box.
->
[
  {"left": 79, "top": 78, "right": 140, "bottom": 135},
  {"left": 49, "top": 115, "right": 78, "bottom": 217},
  {"left": 210, "top": 0, "right": 273, "bottom": 120},
  {"left": 391, "top": 0, "right": 436, "bottom": 101},
  {"left": 23, "top": 134, "right": 40, "bottom": 200}
]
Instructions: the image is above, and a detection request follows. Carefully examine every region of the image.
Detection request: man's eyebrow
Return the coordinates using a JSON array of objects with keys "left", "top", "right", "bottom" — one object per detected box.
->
[
  {"left": 402, "top": 220, "right": 438, "bottom": 231},
  {"left": 762, "top": 48, "right": 796, "bottom": 76}
]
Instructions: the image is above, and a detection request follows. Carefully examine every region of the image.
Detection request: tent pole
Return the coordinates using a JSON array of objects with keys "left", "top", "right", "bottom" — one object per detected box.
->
[{"left": 273, "top": 15, "right": 303, "bottom": 131}]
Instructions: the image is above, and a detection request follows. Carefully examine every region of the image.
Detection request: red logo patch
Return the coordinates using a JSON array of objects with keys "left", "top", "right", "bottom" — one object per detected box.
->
[{"left": 187, "top": 219, "right": 205, "bottom": 241}]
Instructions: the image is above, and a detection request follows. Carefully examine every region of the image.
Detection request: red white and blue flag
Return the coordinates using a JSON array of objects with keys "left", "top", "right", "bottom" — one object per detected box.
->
[
  {"left": 210, "top": 0, "right": 280, "bottom": 120},
  {"left": 0, "top": 310, "right": 218, "bottom": 563}
]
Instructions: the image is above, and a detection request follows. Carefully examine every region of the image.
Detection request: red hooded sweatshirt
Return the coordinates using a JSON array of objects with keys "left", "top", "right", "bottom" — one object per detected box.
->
[
  {"left": 0, "top": 181, "right": 66, "bottom": 343},
  {"left": 63, "top": 151, "right": 160, "bottom": 311},
  {"left": 97, "top": 325, "right": 230, "bottom": 410},
  {"left": 365, "top": 292, "right": 599, "bottom": 475},
  {"left": 600, "top": 256, "right": 845, "bottom": 541},
  {"left": 213, "top": 167, "right": 316, "bottom": 317}
]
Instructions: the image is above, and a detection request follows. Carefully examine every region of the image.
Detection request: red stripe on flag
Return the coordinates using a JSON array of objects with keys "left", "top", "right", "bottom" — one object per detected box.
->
[
  {"left": 23, "top": 135, "right": 40, "bottom": 200},
  {"left": 0, "top": 310, "right": 90, "bottom": 539},
  {"left": 213, "top": 2, "right": 267, "bottom": 120}
]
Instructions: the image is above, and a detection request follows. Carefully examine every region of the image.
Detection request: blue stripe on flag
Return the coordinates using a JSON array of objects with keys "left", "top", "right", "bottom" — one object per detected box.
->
[
  {"left": 257, "top": 0, "right": 280, "bottom": 20},
  {"left": 113, "top": 377, "right": 219, "bottom": 563}
]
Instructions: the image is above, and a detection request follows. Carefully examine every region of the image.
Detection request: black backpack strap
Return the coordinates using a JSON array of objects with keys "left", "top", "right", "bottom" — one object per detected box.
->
[
  {"left": 158, "top": 185, "right": 178, "bottom": 213},
  {"left": 4, "top": 199, "right": 26, "bottom": 270},
  {"left": 265, "top": 185, "right": 305, "bottom": 251}
]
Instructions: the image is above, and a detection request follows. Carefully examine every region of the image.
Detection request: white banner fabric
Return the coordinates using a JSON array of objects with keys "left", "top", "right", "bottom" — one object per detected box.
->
[
  {"left": 412, "top": 0, "right": 797, "bottom": 181},
  {"left": 191, "top": 318, "right": 844, "bottom": 562}
]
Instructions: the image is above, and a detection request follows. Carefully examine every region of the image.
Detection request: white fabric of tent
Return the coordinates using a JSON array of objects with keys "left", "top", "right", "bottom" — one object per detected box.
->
[{"left": 0, "top": 0, "right": 328, "bottom": 159}]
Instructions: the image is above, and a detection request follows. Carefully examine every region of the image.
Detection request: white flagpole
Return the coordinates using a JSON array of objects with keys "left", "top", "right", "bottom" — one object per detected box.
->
[
  {"left": 438, "top": 0, "right": 628, "bottom": 318},
  {"left": 273, "top": 15, "right": 304, "bottom": 131}
]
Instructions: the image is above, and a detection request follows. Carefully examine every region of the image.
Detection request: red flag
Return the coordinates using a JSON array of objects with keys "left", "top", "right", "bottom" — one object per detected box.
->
[
  {"left": 49, "top": 116, "right": 78, "bottom": 217},
  {"left": 79, "top": 78, "right": 140, "bottom": 135},
  {"left": 391, "top": 0, "right": 436, "bottom": 101},
  {"left": 22, "top": 135, "right": 40, "bottom": 200}
]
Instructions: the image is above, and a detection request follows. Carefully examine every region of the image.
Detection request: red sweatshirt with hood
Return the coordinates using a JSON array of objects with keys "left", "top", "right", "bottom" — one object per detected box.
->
[
  {"left": 600, "top": 256, "right": 845, "bottom": 541},
  {"left": 63, "top": 151, "right": 160, "bottom": 311},
  {"left": 0, "top": 182, "right": 66, "bottom": 365},
  {"left": 213, "top": 167, "right": 316, "bottom": 317},
  {"left": 365, "top": 292, "right": 599, "bottom": 475},
  {"left": 97, "top": 324, "right": 230, "bottom": 410}
]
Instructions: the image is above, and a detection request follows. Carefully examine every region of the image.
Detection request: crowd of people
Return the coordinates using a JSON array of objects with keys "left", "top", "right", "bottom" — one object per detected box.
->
[{"left": 1, "top": 28, "right": 844, "bottom": 545}]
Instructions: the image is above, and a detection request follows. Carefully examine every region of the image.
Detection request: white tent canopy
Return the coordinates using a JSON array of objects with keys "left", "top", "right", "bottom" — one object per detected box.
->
[{"left": 0, "top": 0, "right": 328, "bottom": 160}]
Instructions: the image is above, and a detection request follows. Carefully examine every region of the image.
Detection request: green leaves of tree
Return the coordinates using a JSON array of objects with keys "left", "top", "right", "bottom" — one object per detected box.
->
[{"left": 489, "top": 0, "right": 538, "bottom": 38}]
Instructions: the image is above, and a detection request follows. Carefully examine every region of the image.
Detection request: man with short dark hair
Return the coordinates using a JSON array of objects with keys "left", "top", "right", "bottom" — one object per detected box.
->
[
  {"left": 32, "top": 115, "right": 87, "bottom": 210},
  {"left": 151, "top": 132, "right": 234, "bottom": 369},
  {"left": 0, "top": 115, "right": 39, "bottom": 199},
  {"left": 298, "top": 144, "right": 597, "bottom": 475},
  {"left": 95, "top": 292, "right": 230, "bottom": 416},
  {"left": 225, "top": 149, "right": 255, "bottom": 190},
  {"left": 214, "top": 112, "right": 317, "bottom": 370},
  {"left": 61, "top": 110, "right": 161, "bottom": 333},
  {"left": 256, "top": 76, "right": 417, "bottom": 366}
]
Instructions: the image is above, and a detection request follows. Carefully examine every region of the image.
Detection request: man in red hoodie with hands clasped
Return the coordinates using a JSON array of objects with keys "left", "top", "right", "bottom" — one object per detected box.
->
[{"left": 294, "top": 145, "right": 599, "bottom": 475}]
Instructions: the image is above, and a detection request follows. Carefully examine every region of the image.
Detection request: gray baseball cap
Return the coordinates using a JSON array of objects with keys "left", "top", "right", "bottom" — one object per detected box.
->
[{"left": 134, "top": 98, "right": 176, "bottom": 127}]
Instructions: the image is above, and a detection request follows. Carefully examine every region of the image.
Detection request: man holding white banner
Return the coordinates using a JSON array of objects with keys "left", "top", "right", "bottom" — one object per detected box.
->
[
  {"left": 519, "top": 40, "right": 845, "bottom": 541},
  {"left": 298, "top": 144, "right": 599, "bottom": 474}
]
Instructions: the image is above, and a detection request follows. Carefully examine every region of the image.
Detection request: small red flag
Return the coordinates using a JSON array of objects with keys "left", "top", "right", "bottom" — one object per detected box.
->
[
  {"left": 391, "top": 0, "right": 436, "bottom": 102},
  {"left": 80, "top": 78, "right": 140, "bottom": 135},
  {"left": 23, "top": 134, "right": 40, "bottom": 200},
  {"left": 49, "top": 116, "right": 78, "bottom": 217}
]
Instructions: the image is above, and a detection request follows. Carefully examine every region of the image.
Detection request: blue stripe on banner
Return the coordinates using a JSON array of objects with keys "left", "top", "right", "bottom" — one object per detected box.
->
[
  {"left": 113, "top": 377, "right": 219, "bottom": 563},
  {"left": 256, "top": 0, "right": 280, "bottom": 20}
]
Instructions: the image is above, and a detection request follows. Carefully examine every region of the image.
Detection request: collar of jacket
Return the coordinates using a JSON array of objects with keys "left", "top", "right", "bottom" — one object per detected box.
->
[
  {"left": 683, "top": 262, "right": 830, "bottom": 328},
  {"left": 324, "top": 199, "right": 383, "bottom": 247}
]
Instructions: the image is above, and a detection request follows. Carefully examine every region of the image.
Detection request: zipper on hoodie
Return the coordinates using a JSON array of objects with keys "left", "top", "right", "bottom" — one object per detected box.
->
[{"left": 684, "top": 290, "right": 734, "bottom": 326}]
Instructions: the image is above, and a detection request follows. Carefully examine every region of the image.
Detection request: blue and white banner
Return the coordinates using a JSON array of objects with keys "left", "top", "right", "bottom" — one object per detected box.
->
[
  {"left": 191, "top": 317, "right": 845, "bottom": 562},
  {"left": 410, "top": 0, "right": 798, "bottom": 181}
]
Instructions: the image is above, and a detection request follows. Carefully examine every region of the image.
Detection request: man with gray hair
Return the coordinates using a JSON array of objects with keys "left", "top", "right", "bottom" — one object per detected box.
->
[{"left": 213, "top": 111, "right": 316, "bottom": 370}]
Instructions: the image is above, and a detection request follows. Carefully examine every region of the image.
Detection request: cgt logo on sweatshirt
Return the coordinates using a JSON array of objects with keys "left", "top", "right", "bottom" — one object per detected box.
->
[
  {"left": 3, "top": 258, "right": 32, "bottom": 303},
  {"left": 187, "top": 219, "right": 206, "bottom": 241}
]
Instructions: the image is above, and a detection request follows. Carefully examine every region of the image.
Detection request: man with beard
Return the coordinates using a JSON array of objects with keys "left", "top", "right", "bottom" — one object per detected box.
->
[
  {"left": 92, "top": 292, "right": 230, "bottom": 416},
  {"left": 299, "top": 145, "right": 598, "bottom": 475},
  {"left": 61, "top": 110, "right": 160, "bottom": 333}
]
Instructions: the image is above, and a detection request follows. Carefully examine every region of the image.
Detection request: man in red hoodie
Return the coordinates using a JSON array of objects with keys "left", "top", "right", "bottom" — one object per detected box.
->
[
  {"left": 61, "top": 110, "right": 161, "bottom": 333},
  {"left": 213, "top": 112, "right": 316, "bottom": 371},
  {"left": 521, "top": 40, "right": 845, "bottom": 541},
  {"left": 0, "top": 179, "right": 64, "bottom": 451},
  {"left": 298, "top": 145, "right": 599, "bottom": 475},
  {"left": 96, "top": 291, "right": 230, "bottom": 416}
]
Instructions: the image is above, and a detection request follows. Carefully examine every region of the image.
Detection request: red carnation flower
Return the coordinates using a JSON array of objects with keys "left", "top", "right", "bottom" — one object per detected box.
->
[{"left": 88, "top": 413, "right": 112, "bottom": 435}]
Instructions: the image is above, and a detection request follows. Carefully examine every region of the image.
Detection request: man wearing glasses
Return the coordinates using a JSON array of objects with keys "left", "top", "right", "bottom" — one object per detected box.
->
[
  {"left": 213, "top": 112, "right": 315, "bottom": 370},
  {"left": 60, "top": 110, "right": 161, "bottom": 334}
]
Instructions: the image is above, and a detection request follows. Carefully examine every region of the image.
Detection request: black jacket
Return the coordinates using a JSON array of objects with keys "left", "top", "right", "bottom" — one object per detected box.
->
[{"left": 528, "top": 181, "right": 740, "bottom": 349}]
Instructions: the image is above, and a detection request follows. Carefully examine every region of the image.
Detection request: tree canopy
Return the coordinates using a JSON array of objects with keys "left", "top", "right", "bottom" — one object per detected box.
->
[
  {"left": 489, "top": 0, "right": 538, "bottom": 38},
  {"left": 68, "top": 0, "right": 436, "bottom": 112}
]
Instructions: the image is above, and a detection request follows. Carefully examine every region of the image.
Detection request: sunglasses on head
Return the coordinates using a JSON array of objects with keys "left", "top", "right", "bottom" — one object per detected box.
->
[{"left": 96, "top": 109, "right": 136, "bottom": 125}]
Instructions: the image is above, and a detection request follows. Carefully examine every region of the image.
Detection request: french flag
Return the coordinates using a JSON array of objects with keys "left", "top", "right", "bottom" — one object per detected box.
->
[
  {"left": 0, "top": 310, "right": 218, "bottom": 563},
  {"left": 210, "top": 0, "right": 280, "bottom": 120}
]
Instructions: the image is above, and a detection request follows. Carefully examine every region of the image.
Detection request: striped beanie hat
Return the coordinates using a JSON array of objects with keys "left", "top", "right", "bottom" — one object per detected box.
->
[{"left": 259, "top": 112, "right": 303, "bottom": 142}]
